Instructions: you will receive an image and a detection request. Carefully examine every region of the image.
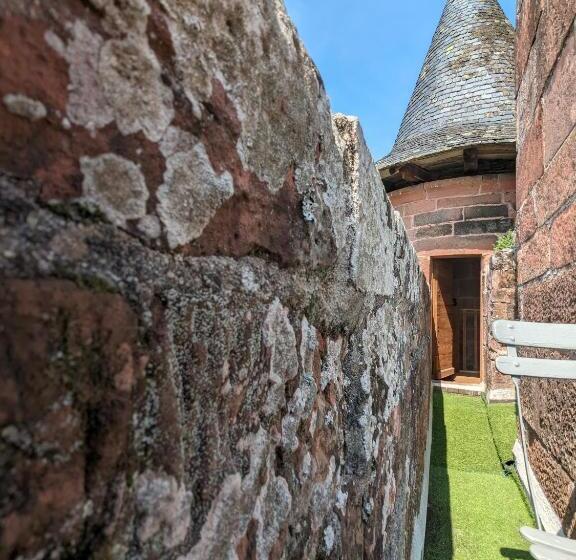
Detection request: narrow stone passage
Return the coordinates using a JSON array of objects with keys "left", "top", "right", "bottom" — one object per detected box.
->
[{"left": 424, "top": 391, "right": 534, "bottom": 560}]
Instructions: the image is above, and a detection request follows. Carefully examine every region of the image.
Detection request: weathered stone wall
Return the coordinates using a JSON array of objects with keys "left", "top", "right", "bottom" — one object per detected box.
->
[
  {"left": 388, "top": 173, "right": 516, "bottom": 254},
  {"left": 516, "top": 0, "right": 576, "bottom": 537},
  {"left": 483, "top": 249, "right": 516, "bottom": 402},
  {"left": 0, "top": 1, "right": 431, "bottom": 559}
]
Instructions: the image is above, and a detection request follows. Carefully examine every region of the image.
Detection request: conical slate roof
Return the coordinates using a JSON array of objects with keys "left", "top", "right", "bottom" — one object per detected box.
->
[{"left": 378, "top": 0, "right": 515, "bottom": 170}]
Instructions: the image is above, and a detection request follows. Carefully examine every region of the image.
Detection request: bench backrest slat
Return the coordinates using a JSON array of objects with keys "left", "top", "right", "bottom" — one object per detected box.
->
[
  {"left": 496, "top": 356, "right": 576, "bottom": 380},
  {"left": 492, "top": 320, "right": 576, "bottom": 351},
  {"left": 529, "top": 543, "right": 576, "bottom": 560},
  {"left": 492, "top": 319, "right": 576, "bottom": 534}
]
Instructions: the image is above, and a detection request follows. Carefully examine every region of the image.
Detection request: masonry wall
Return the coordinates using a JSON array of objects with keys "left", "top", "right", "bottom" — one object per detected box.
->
[
  {"left": 516, "top": 0, "right": 576, "bottom": 536},
  {"left": 483, "top": 250, "right": 516, "bottom": 401},
  {"left": 0, "top": 1, "right": 431, "bottom": 559},
  {"left": 388, "top": 173, "right": 516, "bottom": 254}
]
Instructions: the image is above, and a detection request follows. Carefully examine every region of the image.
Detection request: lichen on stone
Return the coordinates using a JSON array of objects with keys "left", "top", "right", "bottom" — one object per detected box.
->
[
  {"left": 135, "top": 470, "right": 192, "bottom": 549},
  {"left": 88, "top": 0, "right": 151, "bottom": 36},
  {"left": 261, "top": 298, "right": 298, "bottom": 415},
  {"left": 157, "top": 142, "right": 234, "bottom": 248},
  {"left": 99, "top": 36, "right": 174, "bottom": 142},
  {"left": 137, "top": 215, "right": 162, "bottom": 239},
  {"left": 80, "top": 153, "right": 148, "bottom": 227},
  {"left": 178, "top": 474, "right": 243, "bottom": 560},
  {"left": 51, "top": 21, "right": 114, "bottom": 130},
  {"left": 3, "top": 93, "right": 47, "bottom": 121}
]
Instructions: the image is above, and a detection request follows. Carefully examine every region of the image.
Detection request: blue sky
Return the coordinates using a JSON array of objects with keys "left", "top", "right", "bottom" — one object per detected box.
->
[{"left": 284, "top": 0, "right": 516, "bottom": 162}]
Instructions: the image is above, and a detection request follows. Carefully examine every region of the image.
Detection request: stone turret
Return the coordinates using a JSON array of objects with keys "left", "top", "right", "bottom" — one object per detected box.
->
[
  {"left": 379, "top": 0, "right": 517, "bottom": 393},
  {"left": 379, "top": 0, "right": 515, "bottom": 190}
]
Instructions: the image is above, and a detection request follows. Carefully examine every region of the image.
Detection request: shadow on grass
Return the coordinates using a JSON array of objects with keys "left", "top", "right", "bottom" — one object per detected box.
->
[
  {"left": 500, "top": 548, "right": 532, "bottom": 559},
  {"left": 423, "top": 388, "right": 453, "bottom": 559}
]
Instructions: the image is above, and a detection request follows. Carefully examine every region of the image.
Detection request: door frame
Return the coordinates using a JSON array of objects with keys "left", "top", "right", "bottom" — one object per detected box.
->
[{"left": 420, "top": 250, "right": 491, "bottom": 385}]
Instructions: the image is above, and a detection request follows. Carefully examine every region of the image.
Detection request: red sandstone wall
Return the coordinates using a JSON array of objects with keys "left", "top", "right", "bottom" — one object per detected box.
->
[
  {"left": 483, "top": 250, "right": 516, "bottom": 400},
  {"left": 516, "top": 0, "right": 576, "bottom": 536},
  {"left": 388, "top": 173, "right": 516, "bottom": 254}
]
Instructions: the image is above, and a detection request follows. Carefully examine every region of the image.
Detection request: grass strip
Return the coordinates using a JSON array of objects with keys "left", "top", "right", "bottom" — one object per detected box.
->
[
  {"left": 425, "top": 391, "right": 534, "bottom": 560},
  {"left": 485, "top": 399, "right": 536, "bottom": 523}
]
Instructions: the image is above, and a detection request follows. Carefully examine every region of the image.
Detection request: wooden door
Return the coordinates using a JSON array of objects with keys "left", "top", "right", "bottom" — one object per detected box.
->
[{"left": 432, "top": 260, "right": 457, "bottom": 379}]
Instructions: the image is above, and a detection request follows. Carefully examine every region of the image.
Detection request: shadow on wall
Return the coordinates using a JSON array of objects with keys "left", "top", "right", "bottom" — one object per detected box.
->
[{"left": 423, "top": 390, "right": 453, "bottom": 559}]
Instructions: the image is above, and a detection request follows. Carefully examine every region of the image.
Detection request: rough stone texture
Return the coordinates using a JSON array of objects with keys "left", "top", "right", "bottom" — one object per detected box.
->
[
  {"left": 0, "top": 1, "right": 431, "bottom": 558},
  {"left": 483, "top": 250, "right": 516, "bottom": 397},
  {"left": 387, "top": 173, "right": 516, "bottom": 253},
  {"left": 377, "top": 0, "right": 515, "bottom": 168},
  {"left": 516, "top": 0, "right": 576, "bottom": 538}
]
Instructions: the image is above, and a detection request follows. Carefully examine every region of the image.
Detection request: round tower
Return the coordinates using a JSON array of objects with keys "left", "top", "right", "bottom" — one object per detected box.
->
[{"left": 378, "top": 0, "right": 516, "bottom": 386}]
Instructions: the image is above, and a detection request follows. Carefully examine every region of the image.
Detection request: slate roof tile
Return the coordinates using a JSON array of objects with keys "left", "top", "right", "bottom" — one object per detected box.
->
[{"left": 378, "top": 0, "right": 515, "bottom": 169}]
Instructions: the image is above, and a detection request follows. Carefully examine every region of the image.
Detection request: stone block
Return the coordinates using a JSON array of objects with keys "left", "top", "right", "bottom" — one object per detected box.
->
[
  {"left": 388, "top": 184, "right": 426, "bottom": 206},
  {"left": 542, "top": 24, "right": 576, "bottom": 165},
  {"left": 0, "top": 279, "right": 146, "bottom": 559},
  {"left": 550, "top": 202, "right": 576, "bottom": 270},
  {"left": 454, "top": 218, "right": 513, "bottom": 235},
  {"left": 479, "top": 174, "right": 516, "bottom": 194},
  {"left": 402, "top": 198, "right": 436, "bottom": 216},
  {"left": 415, "top": 223, "right": 453, "bottom": 239},
  {"left": 425, "top": 176, "right": 482, "bottom": 199},
  {"left": 502, "top": 191, "right": 517, "bottom": 206},
  {"left": 413, "top": 207, "right": 463, "bottom": 227},
  {"left": 540, "top": 0, "right": 576, "bottom": 84},
  {"left": 516, "top": 0, "right": 544, "bottom": 89},
  {"left": 519, "top": 265, "right": 576, "bottom": 324},
  {"left": 517, "top": 21, "right": 548, "bottom": 146},
  {"left": 463, "top": 204, "right": 509, "bottom": 220},
  {"left": 413, "top": 234, "right": 498, "bottom": 253},
  {"left": 436, "top": 192, "right": 502, "bottom": 209},
  {"left": 517, "top": 227, "right": 550, "bottom": 284},
  {"left": 517, "top": 104, "right": 544, "bottom": 205},
  {"left": 516, "top": 195, "right": 538, "bottom": 243},
  {"left": 522, "top": 375, "right": 576, "bottom": 484},
  {"left": 497, "top": 174, "right": 517, "bottom": 191},
  {"left": 526, "top": 433, "right": 576, "bottom": 536},
  {"left": 533, "top": 129, "right": 576, "bottom": 225}
]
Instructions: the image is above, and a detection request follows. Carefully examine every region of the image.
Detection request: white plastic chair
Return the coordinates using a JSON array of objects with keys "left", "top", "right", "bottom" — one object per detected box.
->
[{"left": 492, "top": 319, "right": 576, "bottom": 560}]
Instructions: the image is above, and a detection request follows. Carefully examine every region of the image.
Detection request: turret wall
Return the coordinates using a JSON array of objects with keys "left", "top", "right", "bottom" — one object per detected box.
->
[{"left": 388, "top": 173, "right": 516, "bottom": 254}]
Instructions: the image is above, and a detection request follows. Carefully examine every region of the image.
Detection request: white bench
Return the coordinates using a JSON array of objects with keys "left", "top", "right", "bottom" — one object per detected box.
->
[{"left": 492, "top": 320, "right": 576, "bottom": 560}]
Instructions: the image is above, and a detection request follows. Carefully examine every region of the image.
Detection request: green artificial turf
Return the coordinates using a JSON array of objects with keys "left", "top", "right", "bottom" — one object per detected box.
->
[
  {"left": 424, "top": 392, "right": 534, "bottom": 560},
  {"left": 486, "top": 402, "right": 519, "bottom": 465},
  {"left": 487, "top": 401, "right": 537, "bottom": 518}
]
